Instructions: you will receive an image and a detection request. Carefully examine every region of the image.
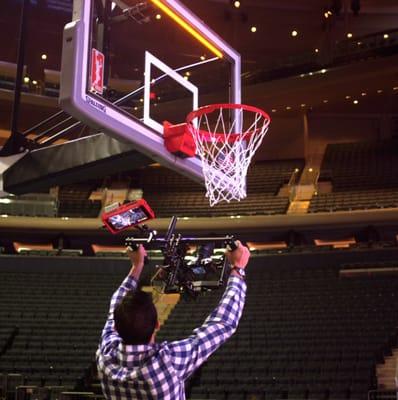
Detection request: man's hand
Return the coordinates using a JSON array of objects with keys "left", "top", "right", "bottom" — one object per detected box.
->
[
  {"left": 127, "top": 245, "right": 147, "bottom": 280},
  {"left": 226, "top": 240, "right": 250, "bottom": 270}
]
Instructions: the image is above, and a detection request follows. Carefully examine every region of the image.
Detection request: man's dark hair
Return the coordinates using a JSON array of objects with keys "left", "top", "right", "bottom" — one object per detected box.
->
[{"left": 114, "top": 289, "right": 158, "bottom": 345}]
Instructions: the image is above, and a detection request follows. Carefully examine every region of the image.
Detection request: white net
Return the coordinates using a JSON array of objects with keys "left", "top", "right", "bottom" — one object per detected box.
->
[{"left": 187, "top": 104, "right": 270, "bottom": 207}]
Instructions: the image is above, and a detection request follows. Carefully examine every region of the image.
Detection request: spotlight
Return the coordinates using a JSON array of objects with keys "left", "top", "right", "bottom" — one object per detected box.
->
[{"left": 351, "top": 0, "right": 360, "bottom": 15}]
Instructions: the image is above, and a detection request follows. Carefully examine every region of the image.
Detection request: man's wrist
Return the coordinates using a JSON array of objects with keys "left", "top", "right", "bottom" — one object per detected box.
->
[{"left": 129, "top": 263, "right": 144, "bottom": 280}]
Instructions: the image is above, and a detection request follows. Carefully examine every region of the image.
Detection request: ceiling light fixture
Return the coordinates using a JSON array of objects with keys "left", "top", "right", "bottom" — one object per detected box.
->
[
  {"left": 291, "top": 30, "right": 298, "bottom": 37},
  {"left": 321, "top": 69, "right": 326, "bottom": 74},
  {"left": 383, "top": 33, "right": 389, "bottom": 39},
  {"left": 347, "top": 32, "right": 353, "bottom": 38},
  {"left": 345, "top": 95, "right": 351, "bottom": 99},
  {"left": 315, "top": 48, "right": 319, "bottom": 53},
  {"left": 323, "top": 99, "right": 328, "bottom": 103},
  {"left": 233, "top": 0, "right": 240, "bottom": 8},
  {"left": 150, "top": 0, "right": 223, "bottom": 58},
  {"left": 361, "top": 92, "right": 366, "bottom": 96},
  {"left": 155, "top": 13, "right": 161, "bottom": 20},
  {"left": 41, "top": 54, "right": 47, "bottom": 60},
  {"left": 377, "top": 89, "right": 383, "bottom": 94},
  {"left": 250, "top": 26, "right": 257, "bottom": 33},
  {"left": 353, "top": 100, "right": 359, "bottom": 104}
]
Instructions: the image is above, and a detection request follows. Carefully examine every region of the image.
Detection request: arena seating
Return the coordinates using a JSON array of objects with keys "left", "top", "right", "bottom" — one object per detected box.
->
[
  {"left": 320, "top": 139, "right": 398, "bottom": 192},
  {"left": 58, "top": 184, "right": 102, "bottom": 218},
  {"left": 309, "top": 189, "right": 398, "bottom": 213},
  {"left": 0, "top": 270, "right": 121, "bottom": 392},
  {"left": 140, "top": 160, "right": 302, "bottom": 217},
  {"left": 0, "top": 194, "right": 57, "bottom": 218},
  {"left": 57, "top": 200, "right": 102, "bottom": 218},
  {"left": 1, "top": 248, "right": 397, "bottom": 399},
  {"left": 310, "top": 139, "right": 398, "bottom": 213},
  {"left": 158, "top": 254, "right": 398, "bottom": 400}
]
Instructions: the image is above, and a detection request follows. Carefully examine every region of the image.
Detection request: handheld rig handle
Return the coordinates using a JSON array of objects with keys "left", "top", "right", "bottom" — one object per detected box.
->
[{"left": 225, "top": 237, "right": 238, "bottom": 252}]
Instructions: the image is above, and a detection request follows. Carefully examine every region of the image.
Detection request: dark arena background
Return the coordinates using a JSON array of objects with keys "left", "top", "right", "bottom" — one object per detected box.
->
[{"left": 1, "top": 0, "right": 398, "bottom": 399}]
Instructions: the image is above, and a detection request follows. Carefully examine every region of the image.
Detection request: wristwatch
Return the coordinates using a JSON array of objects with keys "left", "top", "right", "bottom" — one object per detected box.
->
[{"left": 231, "top": 266, "right": 246, "bottom": 279}]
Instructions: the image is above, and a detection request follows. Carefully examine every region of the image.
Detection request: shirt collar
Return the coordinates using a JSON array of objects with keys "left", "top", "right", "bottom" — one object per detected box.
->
[{"left": 118, "top": 341, "right": 160, "bottom": 358}]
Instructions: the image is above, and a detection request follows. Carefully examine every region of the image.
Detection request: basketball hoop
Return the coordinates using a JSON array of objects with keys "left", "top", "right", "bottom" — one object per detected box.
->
[{"left": 186, "top": 103, "right": 271, "bottom": 206}]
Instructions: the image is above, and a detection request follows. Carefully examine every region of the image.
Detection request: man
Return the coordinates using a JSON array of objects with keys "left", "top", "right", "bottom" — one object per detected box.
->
[{"left": 97, "top": 241, "right": 250, "bottom": 399}]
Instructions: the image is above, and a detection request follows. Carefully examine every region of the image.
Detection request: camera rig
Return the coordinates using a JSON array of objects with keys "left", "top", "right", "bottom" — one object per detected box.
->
[{"left": 125, "top": 216, "right": 237, "bottom": 297}]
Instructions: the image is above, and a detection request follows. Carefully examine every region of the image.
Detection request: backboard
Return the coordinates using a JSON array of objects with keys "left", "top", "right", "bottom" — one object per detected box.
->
[{"left": 60, "top": 0, "right": 241, "bottom": 184}]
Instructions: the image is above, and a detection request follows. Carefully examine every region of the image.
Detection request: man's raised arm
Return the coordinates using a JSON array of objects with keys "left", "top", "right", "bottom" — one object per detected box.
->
[
  {"left": 168, "top": 241, "right": 250, "bottom": 380},
  {"left": 99, "top": 245, "right": 147, "bottom": 349}
]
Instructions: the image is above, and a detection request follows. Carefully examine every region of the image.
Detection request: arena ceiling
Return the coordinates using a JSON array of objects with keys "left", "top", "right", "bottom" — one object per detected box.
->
[
  {"left": 0, "top": 0, "right": 398, "bottom": 142},
  {"left": 1, "top": 0, "right": 398, "bottom": 75}
]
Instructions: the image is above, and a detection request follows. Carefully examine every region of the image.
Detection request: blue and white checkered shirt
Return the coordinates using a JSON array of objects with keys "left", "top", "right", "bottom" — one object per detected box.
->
[{"left": 96, "top": 274, "right": 246, "bottom": 400}]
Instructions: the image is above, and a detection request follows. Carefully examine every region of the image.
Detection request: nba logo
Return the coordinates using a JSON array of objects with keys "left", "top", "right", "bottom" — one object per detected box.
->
[{"left": 90, "top": 48, "right": 105, "bottom": 94}]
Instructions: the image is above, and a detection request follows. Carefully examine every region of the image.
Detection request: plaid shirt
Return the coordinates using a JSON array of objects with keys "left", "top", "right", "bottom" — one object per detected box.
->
[{"left": 96, "top": 274, "right": 246, "bottom": 400}]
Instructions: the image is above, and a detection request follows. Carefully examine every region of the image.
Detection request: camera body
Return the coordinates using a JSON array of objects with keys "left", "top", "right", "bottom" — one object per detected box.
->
[
  {"left": 102, "top": 202, "right": 237, "bottom": 297},
  {"left": 125, "top": 216, "right": 237, "bottom": 297}
]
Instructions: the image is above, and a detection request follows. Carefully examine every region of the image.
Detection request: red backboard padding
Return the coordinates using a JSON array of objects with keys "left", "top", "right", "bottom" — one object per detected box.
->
[{"left": 163, "top": 121, "right": 196, "bottom": 158}]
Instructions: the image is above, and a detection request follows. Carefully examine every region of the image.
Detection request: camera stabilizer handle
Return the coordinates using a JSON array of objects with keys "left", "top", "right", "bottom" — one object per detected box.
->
[
  {"left": 125, "top": 216, "right": 238, "bottom": 251},
  {"left": 124, "top": 216, "right": 239, "bottom": 296}
]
